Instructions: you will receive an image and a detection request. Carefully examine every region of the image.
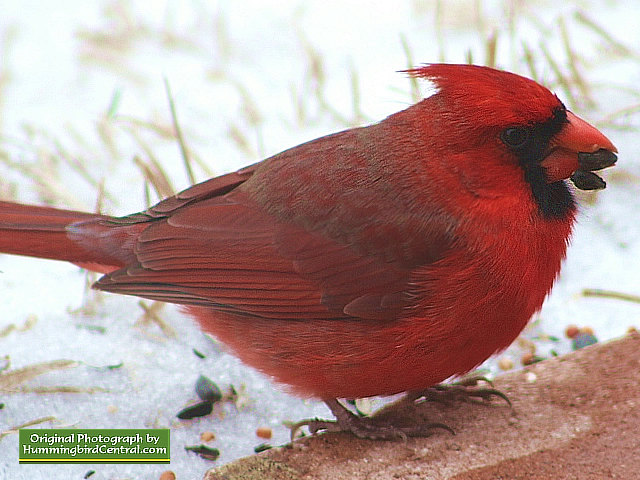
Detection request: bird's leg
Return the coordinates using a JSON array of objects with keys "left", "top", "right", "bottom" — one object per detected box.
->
[
  {"left": 288, "top": 398, "right": 454, "bottom": 441},
  {"left": 407, "top": 371, "right": 512, "bottom": 407}
]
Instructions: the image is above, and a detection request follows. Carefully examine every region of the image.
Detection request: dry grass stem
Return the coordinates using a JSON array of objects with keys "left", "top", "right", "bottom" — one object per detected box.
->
[
  {"left": 299, "top": 36, "right": 351, "bottom": 126},
  {"left": 0, "top": 150, "right": 84, "bottom": 209},
  {"left": 558, "top": 17, "right": 593, "bottom": 108},
  {"left": 595, "top": 103, "right": 640, "bottom": 131},
  {"left": 349, "top": 61, "right": 367, "bottom": 124},
  {"left": 231, "top": 79, "right": 263, "bottom": 128},
  {"left": 0, "top": 417, "right": 57, "bottom": 440},
  {"left": 539, "top": 41, "right": 577, "bottom": 108},
  {"left": 55, "top": 130, "right": 116, "bottom": 204},
  {"left": 18, "top": 386, "right": 109, "bottom": 394},
  {"left": 484, "top": 30, "right": 497, "bottom": 68},
  {"left": 291, "top": 81, "right": 307, "bottom": 126},
  {"left": 96, "top": 122, "right": 121, "bottom": 163},
  {"left": 582, "top": 289, "right": 640, "bottom": 304},
  {"left": 213, "top": 10, "right": 232, "bottom": 60},
  {"left": 228, "top": 123, "right": 257, "bottom": 158},
  {"left": 187, "top": 149, "right": 214, "bottom": 178},
  {"left": 133, "top": 155, "right": 175, "bottom": 200},
  {"left": 67, "top": 270, "right": 104, "bottom": 317},
  {"left": 164, "top": 78, "right": 196, "bottom": 185},
  {"left": 137, "top": 301, "right": 176, "bottom": 339},
  {"left": 0, "top": 315, "right": 37, "bottom": 338},
  {"left": 521, "top": 41, "right": 539, "bottom": 82},
  {"left": 230, "top": 78, "right": 265, "bottom": 156},
  {"left": 434, "top": 0, "right": 445, "bottom": 62},
  {"left": 574, "top": 11, "right": 636, "bottom": 58},
  {"left": 0, "top": 25, "right": 18, "bottom": 130},
  {"left": 0, "top": 360, "right": 79, "bottom": 392},
  {"left": 116, "top": 115, "right": 175, "bottom": 139}
]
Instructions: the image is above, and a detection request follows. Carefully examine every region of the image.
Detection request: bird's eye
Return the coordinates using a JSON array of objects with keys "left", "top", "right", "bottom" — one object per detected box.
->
[{"left": 501, "top": 127, "right": 530, "bottom": 149}]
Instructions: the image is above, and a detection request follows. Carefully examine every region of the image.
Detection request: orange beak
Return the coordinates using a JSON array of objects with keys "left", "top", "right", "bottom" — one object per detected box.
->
[{"left": 540, "top": 111, "right": 617, "bottom": 190}]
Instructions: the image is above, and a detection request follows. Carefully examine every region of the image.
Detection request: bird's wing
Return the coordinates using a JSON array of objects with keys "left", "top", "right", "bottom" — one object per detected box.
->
[{"left": 95, "top": 189, "right": 450, "bottom": 321}]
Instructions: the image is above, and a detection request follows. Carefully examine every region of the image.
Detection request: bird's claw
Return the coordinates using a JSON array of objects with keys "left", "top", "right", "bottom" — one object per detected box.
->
[
  {"left": 288, "top": 399, "right": 454, "bottom": 441},
  {"left": 288, "top": 418, "right": 343, "bottom": 441},
  {"left": 408, "top": 374, "right": 512, "bottom": 408},
  {"left": 289, "top": 417, "right": 453, "bottom": 441}
]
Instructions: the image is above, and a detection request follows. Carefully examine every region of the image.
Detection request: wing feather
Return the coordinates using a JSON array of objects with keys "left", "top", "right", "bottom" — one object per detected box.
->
[{"left": 95, "top": 191, "right": 423, "bottom": 320}]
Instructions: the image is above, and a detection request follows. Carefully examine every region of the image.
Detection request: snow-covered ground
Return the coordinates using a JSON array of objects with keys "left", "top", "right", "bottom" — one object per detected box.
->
[{"left": 1, "top": 1, "right": 639, "bottom": 479}]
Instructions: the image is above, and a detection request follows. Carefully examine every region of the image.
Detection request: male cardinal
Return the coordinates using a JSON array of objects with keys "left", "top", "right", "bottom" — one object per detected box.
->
[{"left": 0, "top": 64, "right": 617, "bottom": 438}]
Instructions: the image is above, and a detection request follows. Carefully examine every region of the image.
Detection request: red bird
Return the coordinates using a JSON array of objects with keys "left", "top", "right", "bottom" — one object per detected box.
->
[{"left": 0, "top": 64, "right": 617, "bottom": 438}]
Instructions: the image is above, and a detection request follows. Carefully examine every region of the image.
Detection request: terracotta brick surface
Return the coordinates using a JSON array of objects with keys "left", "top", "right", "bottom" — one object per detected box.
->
[{"left": 205, "top": 332, "right": 640, "bottom": 480}]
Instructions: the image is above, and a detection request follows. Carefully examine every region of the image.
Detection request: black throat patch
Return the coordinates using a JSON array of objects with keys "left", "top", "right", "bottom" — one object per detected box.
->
[{"left": 509, "top": 106, "right": 575, "bottom": 219}]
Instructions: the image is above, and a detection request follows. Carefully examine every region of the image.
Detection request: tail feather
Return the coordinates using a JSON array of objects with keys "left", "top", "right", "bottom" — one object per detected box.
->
[{"left": 0, "top": 201, "right": 127, "bottom": 273}]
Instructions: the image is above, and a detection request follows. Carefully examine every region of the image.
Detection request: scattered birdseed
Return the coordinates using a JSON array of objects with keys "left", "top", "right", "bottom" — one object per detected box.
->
[
  {"left": 572, "top": 332, "right": 598, "bottom": 350},
  {"left": 565, "top": 325, "right": 580, "bottom": 339},
  {"left": 498, "top": 357, "right": 513, "bottom": 370},
  {"left": 195, "top": 375, "right": 222, "bottom": 403},
  {"left": 177, "top": 401, "right": 213, "bottom": 420},
  {"left": 498, "top": 357, "right": 514, "bottom": 371},
  {"left": 254, "top": 443, "right": 272, "bottom": 453},
  {"left": 159, "top": 470, "right": 176, "bottom": 480},
  {"left": 521, "top": 353, "right": 544, "bottom": 366},
  {"left": 256, "top": 426, "right": 272, "bottom": 439},
  {"left": 184, "top": 444, "right": 220, "bottom": 461},
  {"left": 192, "top": 348, "right": 206, "bottom": 359}
]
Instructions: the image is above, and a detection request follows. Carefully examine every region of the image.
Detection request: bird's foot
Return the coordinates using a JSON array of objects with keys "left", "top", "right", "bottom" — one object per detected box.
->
[
  {"left": 407, "top": 371, "right": 512, "bottom": 407},
  {"left": 289, "top": 398, "right": 454, "bottom": 441}
]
